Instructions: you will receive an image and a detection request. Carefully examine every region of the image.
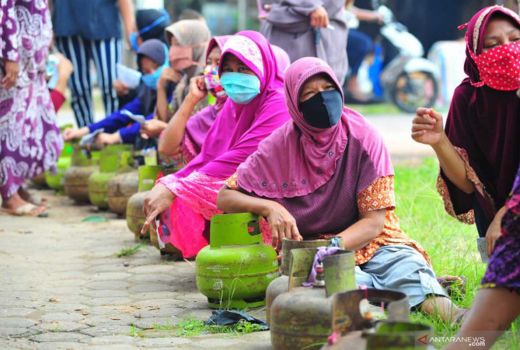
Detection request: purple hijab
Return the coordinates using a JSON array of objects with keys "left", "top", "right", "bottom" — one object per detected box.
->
[
  {"left": 173, "top": 31, "right": 290, "bottom": 180},
  {"left": 443, "top": 6, "right": 520, "bottom": 226},
  {"left": 237, "top": 57, "right": 393, "bottom": 199}
]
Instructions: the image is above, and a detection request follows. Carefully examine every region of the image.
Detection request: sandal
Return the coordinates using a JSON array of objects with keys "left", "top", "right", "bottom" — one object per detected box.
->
[
  {"left": 438, "top": 275, "right": 467, "bottom": 297},
  {"left": 18, "top": 186, "right": 48, "bottom": 206},
  {"left": 1, "top": 203, "right": 47, "bottom": 217}
]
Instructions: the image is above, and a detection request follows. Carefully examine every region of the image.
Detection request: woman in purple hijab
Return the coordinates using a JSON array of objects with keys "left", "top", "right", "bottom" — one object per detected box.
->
[
  {"left": 218, "top": 57, "right": 464, "bottom": 322},
  {"left": 142, "top": 31, "right": 290, "bottom": 258},
  {"left": 412, "top": 6, "right": 520, "bottom": 256},
  {"left": 0, "top": 0, "right": 63, "bottom": 216}
]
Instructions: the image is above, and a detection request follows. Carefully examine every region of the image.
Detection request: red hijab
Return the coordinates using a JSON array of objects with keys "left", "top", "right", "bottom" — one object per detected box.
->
[{"left": 444, "top": 6, "right": 520, "bottom": 229}]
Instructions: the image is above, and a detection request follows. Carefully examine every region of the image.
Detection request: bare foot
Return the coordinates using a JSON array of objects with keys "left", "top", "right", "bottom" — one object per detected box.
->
[{"left": 2, "top": 192, "right": 46, "bottom": 216}]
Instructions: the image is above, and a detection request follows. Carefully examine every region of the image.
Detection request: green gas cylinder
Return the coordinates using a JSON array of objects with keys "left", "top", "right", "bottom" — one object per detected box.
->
[
  {"left": 44, "top": 142, "right": 74, "bottom": 191},
  {"left": 64, "top": 146, "right": 100, "bottom": 203},
  {"left": 88, "top": 144, "right": 133, "bottom": 209},
  {"left": 195, "top": 213, "right": 279, "bottom": 309},
  {"left": 126, "top": 165, "right": 161, "bottom": 240}
]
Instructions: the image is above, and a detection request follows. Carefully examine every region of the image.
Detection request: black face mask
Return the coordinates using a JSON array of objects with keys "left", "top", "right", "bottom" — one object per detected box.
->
[{"left": 299, "top": 90, "right": 343, "bottom": 129}]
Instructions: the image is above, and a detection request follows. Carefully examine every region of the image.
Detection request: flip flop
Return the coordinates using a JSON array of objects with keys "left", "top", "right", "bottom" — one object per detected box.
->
[
  {"left": 438, "top": 275, "right": 467, "bottom": 297},
  {"left": 1, "top": 203, "right": 47, "bottom": 217}
]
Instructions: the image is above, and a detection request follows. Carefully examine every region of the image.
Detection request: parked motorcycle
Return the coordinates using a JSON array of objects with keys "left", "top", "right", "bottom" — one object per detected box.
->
[{"left": 368, "top": 0, "right": 440, "bottom": 113}]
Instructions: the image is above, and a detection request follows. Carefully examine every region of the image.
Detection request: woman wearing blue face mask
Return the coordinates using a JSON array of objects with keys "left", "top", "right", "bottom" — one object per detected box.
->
[
  {"left": 218, "top": 57, "right": 465, "bottom": 324},
  {"left": 62, "top": 39, "right": 169, "bottom": 147}
]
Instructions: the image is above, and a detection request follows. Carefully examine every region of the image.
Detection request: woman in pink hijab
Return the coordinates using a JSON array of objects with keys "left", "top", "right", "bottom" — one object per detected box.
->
[
  {"left": 142, "top": 31, "right": 290, "bottom": 258},
  {"left": 218, "top": 57, "right": 464, "bottom": 323},
  {"left": 157, "top": 35, "right": 231, "bottom": 163}
]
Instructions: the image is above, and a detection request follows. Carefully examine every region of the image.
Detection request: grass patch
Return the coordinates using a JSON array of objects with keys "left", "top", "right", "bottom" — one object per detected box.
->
[
  {"left": 395, "top": 158, "right": 519, "bottom": 349},
  {"left": 116, "top": 243, "right": 144, "bottom": 258},
  {"left": 347, "top": 102, "right": 402, "bottom": 116},
  {"left": 147, "top": 318, "right": 265, "bottom": 337}
]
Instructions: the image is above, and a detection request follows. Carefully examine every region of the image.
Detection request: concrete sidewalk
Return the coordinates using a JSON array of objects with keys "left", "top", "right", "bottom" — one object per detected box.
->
[{"left": 0, "top": 193, "right": 271, "bottom": 349}]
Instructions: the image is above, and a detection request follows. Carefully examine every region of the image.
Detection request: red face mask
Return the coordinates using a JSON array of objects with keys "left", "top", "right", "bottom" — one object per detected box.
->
[{"left": 470, "top": 41, "right": 520, "bottom": 91}]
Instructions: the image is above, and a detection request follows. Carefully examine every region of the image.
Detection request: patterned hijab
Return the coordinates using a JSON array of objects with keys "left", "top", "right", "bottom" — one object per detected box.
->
[{"left": 172, "top": 31, "right": 290, "bottom": 180}]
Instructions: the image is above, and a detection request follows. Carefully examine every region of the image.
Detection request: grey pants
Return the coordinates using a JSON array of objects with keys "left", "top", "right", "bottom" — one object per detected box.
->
[{"left": 356, "top": 245, "right": 448, "bottom": 308}]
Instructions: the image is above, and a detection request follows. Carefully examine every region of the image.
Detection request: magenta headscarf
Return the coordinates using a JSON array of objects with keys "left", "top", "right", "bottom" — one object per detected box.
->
[
  {"left": 173, "top": 30, "right": 289, "bottom": 180},
  {"left": 443, "top": 6, "right": 520, "bottom": 229},
  {"left": 236, "top": 57, "right": 392, "bottom": 198}
]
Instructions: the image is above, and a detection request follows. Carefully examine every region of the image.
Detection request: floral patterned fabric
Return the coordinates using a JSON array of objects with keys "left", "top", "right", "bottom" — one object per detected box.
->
[
  {"left": 226, "top": 174, "right": 430, "bottom": 266},
  {"left": 0, "top": 0, "right": 63, "bottom": 200},
  {"left": 481, "top": 165, "right": 520, "bottom": 291}
]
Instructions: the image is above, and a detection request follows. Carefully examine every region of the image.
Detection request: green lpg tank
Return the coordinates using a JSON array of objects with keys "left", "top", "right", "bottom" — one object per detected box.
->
[
  {"left": 88, "top": 144, "right": 133, "bottom": 209},
  {"left": 195, "top": 213, "right": 279, "bottom": 309},
  {"left": 44, "top": 142, "right": 74, "bottom": 191}
]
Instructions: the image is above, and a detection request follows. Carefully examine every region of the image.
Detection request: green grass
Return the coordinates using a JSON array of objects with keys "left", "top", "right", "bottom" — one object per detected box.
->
[
  {"left": 116, "top": 243, "right": 144, "bottom": 257},
  {"left": 395, "top": 158, "right": 519, "bottom": 349},
  {"left": 347, "top": 102, "right": 402, "bottom": 116},
  {"left": 129, "top": 318, "right": 265, "bottom": 338}
]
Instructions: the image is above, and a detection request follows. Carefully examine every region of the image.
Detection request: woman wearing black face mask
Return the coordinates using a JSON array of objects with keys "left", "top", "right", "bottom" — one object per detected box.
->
[{"left": 218, "top": 57, "right": 465, "bottom": 324}]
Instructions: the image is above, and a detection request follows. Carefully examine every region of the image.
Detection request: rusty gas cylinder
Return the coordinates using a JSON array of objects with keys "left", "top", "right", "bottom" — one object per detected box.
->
[
  {"left": 107, "top": 170, "right": 139, "bottom": 216},
  {"left": 270, "top": 247, "right": 356, "bottom": 350},
  {"left": 64, "top": 146, "right": 100, "bottom": 203},
  {"left": 126, "top": 165, "right": 161, "bottom": 240},
  {"left": 266, "top": 238, "right": 343, "bottom": 324},
  {"left": 322, "top": 288, "right": 433, "bottom": 350}
]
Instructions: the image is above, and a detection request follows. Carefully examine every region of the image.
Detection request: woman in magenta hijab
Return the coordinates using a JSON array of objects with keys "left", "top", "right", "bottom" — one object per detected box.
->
[
  {"left": 412, "top": 6, "right": 519, "bottom": 258},
  {"left": 142, "top": 31, "right": 290, "bottom": 258},
  {"left": 218, "top": 57, "right": 464, "bottom": 322}
]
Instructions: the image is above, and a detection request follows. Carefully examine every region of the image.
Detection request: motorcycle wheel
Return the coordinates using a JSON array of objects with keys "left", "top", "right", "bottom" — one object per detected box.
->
[{"left": 391, "top": 71, "right": 438, "bottom": 114}]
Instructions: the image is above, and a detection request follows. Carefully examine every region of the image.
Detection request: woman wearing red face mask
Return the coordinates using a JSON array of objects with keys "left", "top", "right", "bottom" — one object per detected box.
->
[{"left": 412, "top": 6, "right": 520, "bottom": 258}]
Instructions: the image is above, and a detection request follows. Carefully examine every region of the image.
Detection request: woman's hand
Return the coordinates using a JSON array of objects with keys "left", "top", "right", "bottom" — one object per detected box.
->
[
  {"left": 113, "top": 80, "right": 130, "bottom": 96},
  {"left": 486, "top": 206, "right": 506, "bottom": 256},
  {"left": 141, "top": 183, "right": 175, "bottom": 234},
  {"left": 187, "top": 76, "right": 207, "bottom": 104},
  {"left": 62, "top": 127, "right": 89, "bottom": 141},
  {"left": 264, "top": 201, "right": 302, "bottom": 248},
  {"left": 158, "top": 67, "right": 182, "bottom": 90},
  {"left": 411, "top": 108, "right": 445, "bottom": 146},
  {"left": 310, "top": 6, "right": 329, "bottom": 28},
  {"left": 94, "top": 132, "right": 122, "bottom": 147},
  {"left": 140, "top": 119, "right": 168, "bottom": 139},
  {"left": 1, "top": 60, "right": 20, "bottom": 89}
]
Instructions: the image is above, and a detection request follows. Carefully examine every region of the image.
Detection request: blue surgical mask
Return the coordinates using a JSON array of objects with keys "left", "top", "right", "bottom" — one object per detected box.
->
[
  {"left": 299, "top": 90, "right": 343, "bottom": 129},
  {"left": 141, "top": 45, "right": 169, "bottom": 90},
  {"left": 142, "top": 65, "right": 165, "bottom": 90},
  {"left": 220, "top": 72, "right": 261, "bottom": 104}
]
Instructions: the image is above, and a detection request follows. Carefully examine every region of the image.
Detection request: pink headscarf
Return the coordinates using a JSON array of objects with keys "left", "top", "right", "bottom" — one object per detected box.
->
[
  {"left": 271, "top": 44, "right": 291, "bottom": 73},
  {"left": 236, "top": 57, "right": 351, "bottom": 198},
  {"left": 172, "top": 30, "right": 289, "bottom": 180}
]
